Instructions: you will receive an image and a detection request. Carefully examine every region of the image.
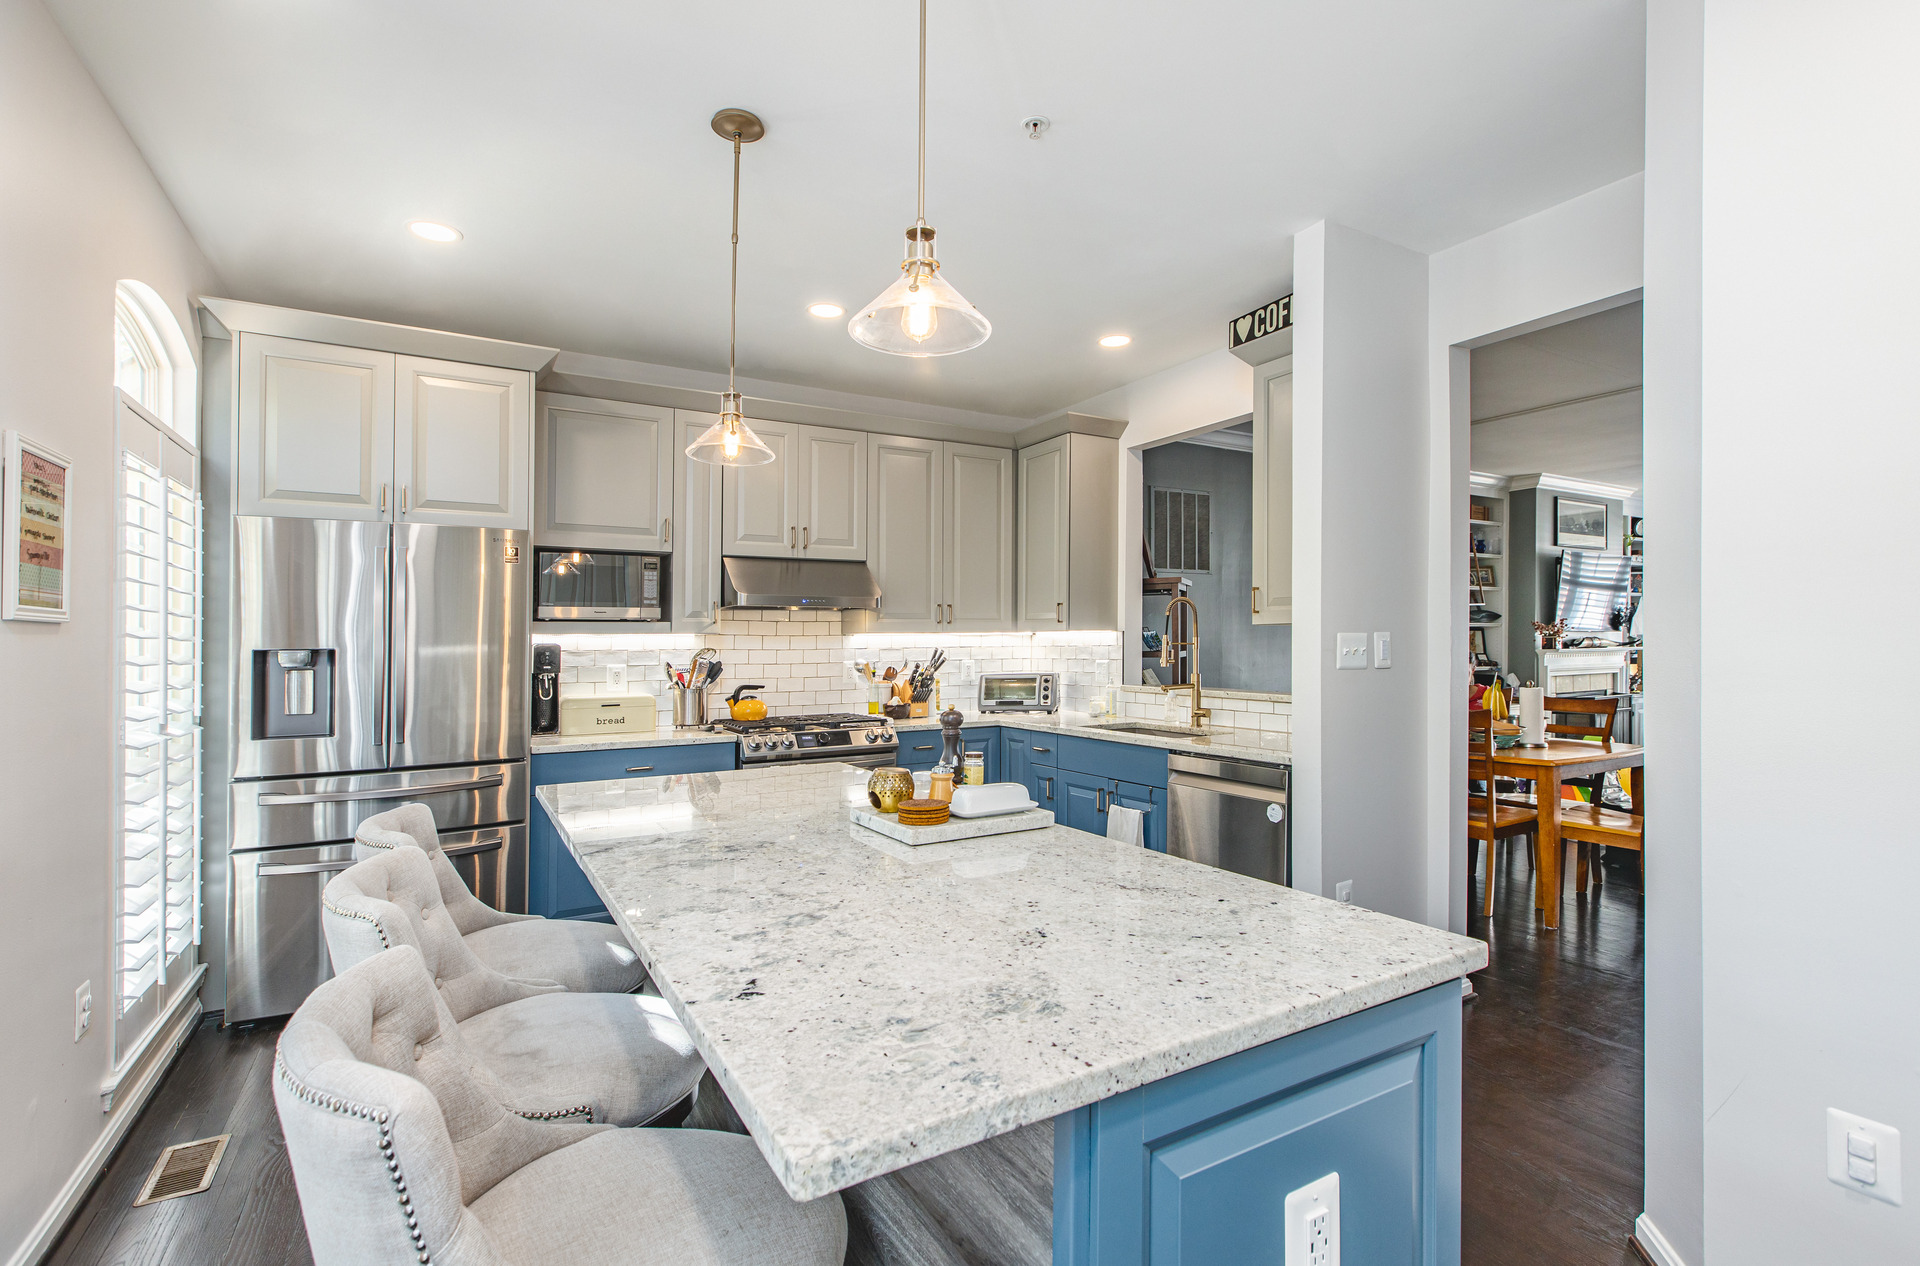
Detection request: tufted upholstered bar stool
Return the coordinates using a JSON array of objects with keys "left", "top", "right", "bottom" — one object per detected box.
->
[
  {"left": 323, "top": 845, "right": 702, "bottom": 1127},
  {"left": 275, "top": 944, "right": 847, "bottom": 1266},
  {"left": 354, "top": 803, "right": 646, "bottom": 995}
]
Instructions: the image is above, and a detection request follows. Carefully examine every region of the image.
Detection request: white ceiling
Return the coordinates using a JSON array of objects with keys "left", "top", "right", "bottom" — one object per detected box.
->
[
  {"left": 49, "top": 0, "right": 1646, "bottom": 421},
  {"left": 1470, "top": 300, "right": 1643, "bottom": 491}
]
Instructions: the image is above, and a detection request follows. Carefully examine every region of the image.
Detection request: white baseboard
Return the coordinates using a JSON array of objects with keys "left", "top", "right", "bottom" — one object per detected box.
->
[
  {"left": 6, "top": 996, "right": 202, "bottom": 1266},
  {"left": 1634, "top": 1212, "right": 1690, "bottom": 1266}
]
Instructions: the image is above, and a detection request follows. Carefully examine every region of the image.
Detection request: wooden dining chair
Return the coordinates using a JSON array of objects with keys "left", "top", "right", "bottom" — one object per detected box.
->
[
  {"left": 1468, "top": 709, "right": 1539, "bottom": 917},
  {"left": 1499, "top": 696, "right": 1621, "bottom": 808}
]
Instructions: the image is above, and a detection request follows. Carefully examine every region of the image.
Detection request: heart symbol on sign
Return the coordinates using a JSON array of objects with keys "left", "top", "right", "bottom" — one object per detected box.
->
[{"left": 1235, "top": 315, "right": 1254, "bottom": 342}]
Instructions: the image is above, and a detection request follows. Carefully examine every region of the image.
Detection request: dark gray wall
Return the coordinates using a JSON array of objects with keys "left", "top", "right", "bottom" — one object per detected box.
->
[
  {"left": 1508, "top": 486, "right": 1625, "bottom": 684},
  {"left": 1140, "top": 442, "right": 1291, "bottom": 692}
]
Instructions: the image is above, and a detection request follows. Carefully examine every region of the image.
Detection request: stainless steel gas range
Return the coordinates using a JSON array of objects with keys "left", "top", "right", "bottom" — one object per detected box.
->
[{"left": 711, "top": 713, "right": 898, "bottom": 768}]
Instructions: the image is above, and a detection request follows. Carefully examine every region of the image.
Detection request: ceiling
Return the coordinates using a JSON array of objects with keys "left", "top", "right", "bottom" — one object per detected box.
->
[
  {"left": 1470, "top": 301, "right": 1643, "bottom": 491},
  {"left": 50, "top": 1, "right": 1646, "bottom": 422}
]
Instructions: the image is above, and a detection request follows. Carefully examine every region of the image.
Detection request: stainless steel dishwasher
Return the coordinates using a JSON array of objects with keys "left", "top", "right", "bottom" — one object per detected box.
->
[{"left": 1166, "top": 753, "right": 1290, "bottom": 885}]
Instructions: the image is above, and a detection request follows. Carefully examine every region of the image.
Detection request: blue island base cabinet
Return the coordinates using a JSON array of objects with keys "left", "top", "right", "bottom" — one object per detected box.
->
[
  {"left": 1052, "top": 982, "right": 1462, "bottom": 1265},
  {"left": 530, "top": 744, "right": 737, "bottom": 920}
]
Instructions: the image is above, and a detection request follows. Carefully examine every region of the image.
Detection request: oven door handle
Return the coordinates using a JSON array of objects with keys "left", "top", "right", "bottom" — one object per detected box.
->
[{"left": 257, "top": 773, "right": 505, "bottom": 806}]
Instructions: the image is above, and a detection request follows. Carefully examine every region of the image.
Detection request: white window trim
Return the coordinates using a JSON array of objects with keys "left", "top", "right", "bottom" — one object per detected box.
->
[{"left": 114, "top": 280, "right": 197, "bottom": 444}]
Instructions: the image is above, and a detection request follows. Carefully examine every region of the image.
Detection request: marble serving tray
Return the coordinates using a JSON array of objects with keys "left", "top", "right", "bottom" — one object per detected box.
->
[{"left": 850, "top": 805, "right": 1055, "bottom": 845}]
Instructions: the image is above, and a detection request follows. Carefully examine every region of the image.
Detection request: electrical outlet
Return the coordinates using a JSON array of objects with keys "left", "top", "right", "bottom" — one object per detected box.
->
[
  {"left": 1285, "top": 1171, "right": 1340, "bottom": 1265},
  {"left": 1335, "top": 633, "right": 1369, "bottom": 670},
  {"left": 75, "top": 981, "right": 92, "bottom": 1042},
  {"left": 1373, "top": 632, "right": 1391, "bottom": 668},
  {"left": 607, "top": 662, "right": 628, "bottom": 693},
  {"left": 1335, "top": 880, "right": 1353, "bottom": 903},
  {"left": 1829, "top": 1108, "right": 1902, "bottom": 1205}
]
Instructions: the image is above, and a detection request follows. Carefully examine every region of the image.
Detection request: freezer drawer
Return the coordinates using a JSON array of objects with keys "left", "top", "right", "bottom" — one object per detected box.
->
[
  {"left": 226, "top": 823, "right": 527, "bottom": 1023},
  {"left": 231, "top": 760, "right": 527, "bottom": 854}
]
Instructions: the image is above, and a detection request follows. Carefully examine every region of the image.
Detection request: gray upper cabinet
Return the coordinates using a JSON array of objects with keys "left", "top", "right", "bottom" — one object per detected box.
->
[
  {"left": 944, "top": 443, "right": 1014, "bottom": 630},
  {"left": 671, "top": 411, "right": 724, "bottom": 631},
  {"left": 1017, "top": 432, "right": 1117, "bottom": 630},
  {"left": 235, "top": 332, "right": 531, "bottom": 529},
  {"left": 723, "top": 422, "right": 867, "bottom": 559},
  {"left": 861, "top": 437, "right": 1012, "bottom": 633},
  {"left": 237, "top": 333, "right": 394, "bottom": 521},
  {"left": 867, "top": 435, "right": 944, "bottom": 628},
  {"left": 534, "top": 395, "right": 673, "bottom": 551},
  {"left": 1250, "top": 361, "right": 1293, "bottom": 625},
  {"left": 397, "top": 356, "right": 531, "bottom": 529}
]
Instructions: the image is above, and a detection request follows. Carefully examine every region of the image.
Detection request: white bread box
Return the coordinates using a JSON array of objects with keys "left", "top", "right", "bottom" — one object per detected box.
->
[{"left": 558, "top": 694, "right": 658, "bottom": 737}]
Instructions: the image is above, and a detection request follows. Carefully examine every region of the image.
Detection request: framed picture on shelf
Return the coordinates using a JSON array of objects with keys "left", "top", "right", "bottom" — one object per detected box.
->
[
  {"left": 1476, "top": 566, "right": 1497, "bottom": 588},
  {"left": 1554, "top": 496, "right": 1609, "bottom": 549},
  {"left": 1468, "top": 629, "right": 1491, "bottom": 664},
  {"left": 3, "top": 430, "right": 72, "bottom": 623}
]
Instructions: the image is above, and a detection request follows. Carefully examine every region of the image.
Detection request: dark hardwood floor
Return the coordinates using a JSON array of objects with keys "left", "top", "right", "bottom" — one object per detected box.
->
[
  {"left": 1463, "top": 841, "right": 1646, "bottom": 1266},
  {"left": 48, "top": 850, "right": 1646, "bottom": 1265}
]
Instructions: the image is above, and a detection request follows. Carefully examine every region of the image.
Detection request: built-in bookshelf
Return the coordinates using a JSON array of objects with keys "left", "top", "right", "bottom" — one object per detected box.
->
[{"left": 1468, "top": 492, "right": 1507, "bottom": 671}]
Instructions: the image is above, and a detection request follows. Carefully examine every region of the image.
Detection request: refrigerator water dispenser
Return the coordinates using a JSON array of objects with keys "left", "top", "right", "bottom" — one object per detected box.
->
[{"left": 253, "top": 649, "right": 335, "bottom": 739}]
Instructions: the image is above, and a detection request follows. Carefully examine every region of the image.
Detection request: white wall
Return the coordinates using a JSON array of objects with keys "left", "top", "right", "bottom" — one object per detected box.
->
[
  {"left": 1644, "top": 2, "right": 1920, "bottom": 1260},
  {"left": 1291, "top": 221, "right": 1429, "bottom": 914},
  {"left": 1424, "top": 174, "right": 1645, "bottom": 933},
  {"left": 1640, "top": 2, "right": 1704, "bottom": 1258},
  {"left": 0, "top": 0, "right": 221, "bottom": 1258}
]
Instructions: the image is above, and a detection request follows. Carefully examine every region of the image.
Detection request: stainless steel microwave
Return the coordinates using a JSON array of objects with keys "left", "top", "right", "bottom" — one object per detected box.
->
[
  {"left": 534, "top": 548, "right": 665, "bottom": 621},
  {"left": 978, "top": 673, "right": 1058, "bottom": 713}
]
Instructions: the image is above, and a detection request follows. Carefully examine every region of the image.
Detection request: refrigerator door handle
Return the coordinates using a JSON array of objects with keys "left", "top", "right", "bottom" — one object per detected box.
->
[
  {"left": 255, "top": 773, "right": 506, "bottom": 806},
  {"left": 374, "top": 542, "right": 390, "bottom": 747},
  {"left": 396, "top": 543, "right": 415, "bottom": 745},
  {"left": 255, "top": 859, "right": 355, "bottom": 877},
  {"left": 443, "top": 836, "right": 506, "bottom": 858}
]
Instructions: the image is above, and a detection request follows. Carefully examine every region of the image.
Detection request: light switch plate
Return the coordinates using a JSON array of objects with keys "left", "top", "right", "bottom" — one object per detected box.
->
[
  {"left": 1336, "top": 633, "right": 1369, "bottom": 670},
  {"left": 1829, "top": 1108, "right": 1902, "bottom": 1204},
  {"left": 75, "top": 981, "right": 91, "bottom": 1042},
  {"left": 1334, "top": 880, "right": 1353, "bottom": 903},
  {"left": 1373, "top": 632, "right": 1391, "bottom": 668}
]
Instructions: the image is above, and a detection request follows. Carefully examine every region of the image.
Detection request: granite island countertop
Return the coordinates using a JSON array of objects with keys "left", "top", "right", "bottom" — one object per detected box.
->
[{"left": 537, "top": 763, "right": 1482, "bottom": 1202}]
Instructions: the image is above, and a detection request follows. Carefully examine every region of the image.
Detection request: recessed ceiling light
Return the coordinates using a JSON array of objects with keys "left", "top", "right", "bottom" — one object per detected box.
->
[
  {"left": 1098, "top": 334, "right": 1131, "bottom": 348},
  {"left": 408, "top": 221, "right": 462, "bottom": 243},
  {"left": 808, "top": 303, "right": 845, "bottom": 319}
]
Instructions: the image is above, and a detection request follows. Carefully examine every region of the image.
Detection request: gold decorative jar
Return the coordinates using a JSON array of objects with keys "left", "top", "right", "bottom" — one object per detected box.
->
[{"left": 866, "top": 766, "right": 915, "bottom": 813}]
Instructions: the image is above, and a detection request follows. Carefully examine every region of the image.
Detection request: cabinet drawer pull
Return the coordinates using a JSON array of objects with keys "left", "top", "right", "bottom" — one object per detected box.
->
[
  {"left": 1030, "top": 746, "right": 1050, "bottom": 753},
  {"left": 913, "top": 744, "right": 934, "bottom": 751},
  {"left": 625, "top": 765, "right": 655, "bottom": 773}
]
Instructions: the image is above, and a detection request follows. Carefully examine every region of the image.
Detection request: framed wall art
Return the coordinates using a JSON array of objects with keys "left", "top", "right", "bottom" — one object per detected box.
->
[
  {"left": 4, "top": 430, "right": 73, "bottom": 622},
  {"left": 1554, "top": 496, "right": 1609, "bottom": 550}
]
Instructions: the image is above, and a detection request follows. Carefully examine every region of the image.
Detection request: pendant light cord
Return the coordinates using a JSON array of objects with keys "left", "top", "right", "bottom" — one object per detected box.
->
[
  {"left": 729, "top": 134, "right": 741, "bottom": 394},
  {"left": 917, "top": 0, "right": 927, "bottom": 225}
]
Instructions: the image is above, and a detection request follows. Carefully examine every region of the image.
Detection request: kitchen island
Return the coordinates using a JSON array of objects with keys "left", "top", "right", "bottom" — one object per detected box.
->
[{"left": 537, "top": 763, "right": 1486, "bottom": 1264}]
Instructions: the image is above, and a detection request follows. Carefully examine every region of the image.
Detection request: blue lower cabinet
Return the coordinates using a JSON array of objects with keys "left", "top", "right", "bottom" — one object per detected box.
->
[
  {"left": 1059, "top": 769, "right": 1109, "bottom": 835},
  {"left": 1029, "top": 764, "right": 1058, "bottom": 813},
  {"left": 898, "top": 732, "right": 943, "bottom": 771},
  {"left": 960, "top": 727, "right": 1001, "bottom": 783},
  {"left": 1057, "top": 734, "right": 1169, "bottom": 790},
  {"left": 530, "top": 743, "right": 736, "bottom": 920},
  {"left": 1113, "top": 780, "right": 1165, "bottom": 852},
  {"left": 1053, "top": 982, "right": 1462, "bottom": 1265}
]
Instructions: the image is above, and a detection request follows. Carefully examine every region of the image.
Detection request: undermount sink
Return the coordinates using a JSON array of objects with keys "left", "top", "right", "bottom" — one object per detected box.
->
[{"left": 1090, "top": 721, "right": 1215, "bottom": 740}]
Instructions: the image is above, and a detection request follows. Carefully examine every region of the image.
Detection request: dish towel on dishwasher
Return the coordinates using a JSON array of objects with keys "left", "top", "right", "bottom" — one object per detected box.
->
[{"left": 1105, "top": 805, "right": 1145, "bottom": 846}]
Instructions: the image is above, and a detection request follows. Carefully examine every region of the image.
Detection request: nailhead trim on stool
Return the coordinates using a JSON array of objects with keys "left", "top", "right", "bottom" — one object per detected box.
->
[
  {"left": 275, "top": 1051, "right": 431, "bottom": 1264},
  {"left": 322, "top": 899, "right": 392, "bottom": 948}
]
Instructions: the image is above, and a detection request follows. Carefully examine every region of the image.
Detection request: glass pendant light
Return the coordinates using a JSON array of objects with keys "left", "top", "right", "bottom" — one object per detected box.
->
[
  {"left": 687, "top": 109, "right": 777, "bottom": 467},
  {"left": 848, "top": 0, "right": 991, "bottom": 357}
]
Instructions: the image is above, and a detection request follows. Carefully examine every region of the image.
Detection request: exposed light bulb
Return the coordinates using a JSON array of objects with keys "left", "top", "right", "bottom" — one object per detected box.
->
[
  {"left": 902, "top": 291, "right": 937, "bottom": 343},
  {"left": 724, "top": 427, "right": 741, "bottom": 459}
]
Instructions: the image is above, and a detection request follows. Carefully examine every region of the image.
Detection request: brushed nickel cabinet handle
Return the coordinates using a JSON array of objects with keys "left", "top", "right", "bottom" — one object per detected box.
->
[
  {"left": 379, "top": 483, "right": 388, "bottom": 513},
  {"left": 401, "top": 485, "right": 410, "bottom": 514},
  {"left": 803, "top": 526, "right": 809, "bottom": 549},
  {"left": 1030, "top": 746, "right": 1050, "bottom": 753},
  {"left": 662, "top": 517, "right": 671, "bottom": 545},
  {"left": 913, "top": 744, "right": 934, "bottom": 751},
  {"left": 1056, "top": 601, "right": 1064, "bottom": 623},
  {"left": 625, "top": 765, "right": 655, "bottom": 772},
  {"left": 947, "top": 604, "right": 954, "bottom": 623},
  {"left": 1252, "top": 585, "right": 1260, "bottom": 615},
  {"left": 790, "top": 526, "right": 797, "bottom": 548}
]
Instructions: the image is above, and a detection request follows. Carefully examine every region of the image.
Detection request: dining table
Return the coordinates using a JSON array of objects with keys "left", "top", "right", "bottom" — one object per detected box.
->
[{"left": 1486, "top": 733, "right": 1644, "bottom": 929}]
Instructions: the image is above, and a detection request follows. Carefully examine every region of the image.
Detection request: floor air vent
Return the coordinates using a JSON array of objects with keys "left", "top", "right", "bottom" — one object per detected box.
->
[{"left": 133, "top": 1135, "right": 229, "bottom": 1207}]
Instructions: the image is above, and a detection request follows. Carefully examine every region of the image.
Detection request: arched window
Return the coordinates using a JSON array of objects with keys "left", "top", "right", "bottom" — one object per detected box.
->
[{"left": 112, "top": 281, "right": 196, "bottom": 442}]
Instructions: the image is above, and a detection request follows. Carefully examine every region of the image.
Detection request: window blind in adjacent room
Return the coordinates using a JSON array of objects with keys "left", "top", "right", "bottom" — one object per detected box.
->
[{"left": 1149, "top": 486, "right": 1212, "bottom": 574}]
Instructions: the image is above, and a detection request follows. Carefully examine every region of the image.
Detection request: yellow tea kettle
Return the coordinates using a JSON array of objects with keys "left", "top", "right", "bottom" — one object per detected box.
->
[{"left": 727, "top": 685, "right": 767, "bottom": 722}]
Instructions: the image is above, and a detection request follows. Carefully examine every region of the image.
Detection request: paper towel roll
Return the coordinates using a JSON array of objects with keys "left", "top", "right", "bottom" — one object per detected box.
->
[{"left": 1518, "top": 687, "right": 1547, "bottom": 746}]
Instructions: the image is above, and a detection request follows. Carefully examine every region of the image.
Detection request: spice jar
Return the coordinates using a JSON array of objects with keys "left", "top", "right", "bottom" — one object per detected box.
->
[{"left": 962, "top": 751, "right": 986, "bottom": 785}]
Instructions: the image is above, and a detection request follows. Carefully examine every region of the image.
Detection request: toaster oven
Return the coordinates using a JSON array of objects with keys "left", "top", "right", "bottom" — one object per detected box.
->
[{"left": 978, "top": 672, "right": 1058, "bottom": 713}]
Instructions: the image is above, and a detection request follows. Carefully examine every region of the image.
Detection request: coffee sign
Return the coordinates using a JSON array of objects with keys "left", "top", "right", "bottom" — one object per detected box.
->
[{"left": 1228, "top": 295, "right": 1292, "bottom": 350}]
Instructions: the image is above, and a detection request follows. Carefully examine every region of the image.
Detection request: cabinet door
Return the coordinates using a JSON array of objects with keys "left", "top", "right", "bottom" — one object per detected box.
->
[
  {"left": 393, "top": 356, "right": 530, "bottom": 529},
  {"left": 797, "top": 425, "right": 867, "bottom": 559},
  {"left": 868, "top": 436, "right": 943, "bottom": 629},
  {"left": 1060, "top": 768, "right": 1109, "bottom": 835},
  {"left": 1251, "top": 363, "right": 1293, "bottom": 624},
  {"left": 672, "top": 412, "right": 725, "bottom": 631},
  {"left": 1017, "top": 436, "right": 1069, "bottom": 626},
  {"left": 1113, "top": 780, "right": 1161, "bottom": 851},
  {"left": 237, "top": 333, "right": 395, "bottom": 520},
  {"left": 536, "top": 395, "right": 673, "bottom": 550},
  {"left": 1029, "top": 763, "right": 1058, "bottom": 813},
  {"left": 946, "top": 443, "right": 1015, "bottom": 629},
  {"left": 721, "top": 420, "right": 798, "bottom": 556}
]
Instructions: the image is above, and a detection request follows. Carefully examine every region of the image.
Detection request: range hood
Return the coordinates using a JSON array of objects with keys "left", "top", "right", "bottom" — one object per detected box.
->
[{"left": 720, "top": 556, "right": 881, "bottom": 611}]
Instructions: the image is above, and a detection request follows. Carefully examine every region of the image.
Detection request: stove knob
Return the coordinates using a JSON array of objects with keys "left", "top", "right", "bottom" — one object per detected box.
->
[
  {"left": 781, "top": 736, "right": 797, "bottom": 750},
  {"left": 865, "top": 731, "right": 880, "bottom": 743},
  {"left": 745, "top": 738, "right": 762, "bottom": 753}
]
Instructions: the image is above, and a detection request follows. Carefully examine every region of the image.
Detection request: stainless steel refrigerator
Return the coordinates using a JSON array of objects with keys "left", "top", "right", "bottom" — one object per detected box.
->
[{"left": 225, "top": 517, "right": 528, "bottom": 1022}]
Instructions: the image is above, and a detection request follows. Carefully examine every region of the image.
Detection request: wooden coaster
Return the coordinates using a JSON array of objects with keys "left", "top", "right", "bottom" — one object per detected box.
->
[{"left": 896, "top": 798, "right": 950, "bottom": 826}]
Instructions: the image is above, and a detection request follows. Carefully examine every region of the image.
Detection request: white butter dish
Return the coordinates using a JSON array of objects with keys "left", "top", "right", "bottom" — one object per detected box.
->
[{"left": 948, "top": 783, "right": 1039, "bottom": 818}]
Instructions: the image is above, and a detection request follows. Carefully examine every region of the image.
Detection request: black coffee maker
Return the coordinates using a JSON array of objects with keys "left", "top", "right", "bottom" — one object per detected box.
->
[{"left": 531, "top": 643, "right": 561, "bottom": 734}]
